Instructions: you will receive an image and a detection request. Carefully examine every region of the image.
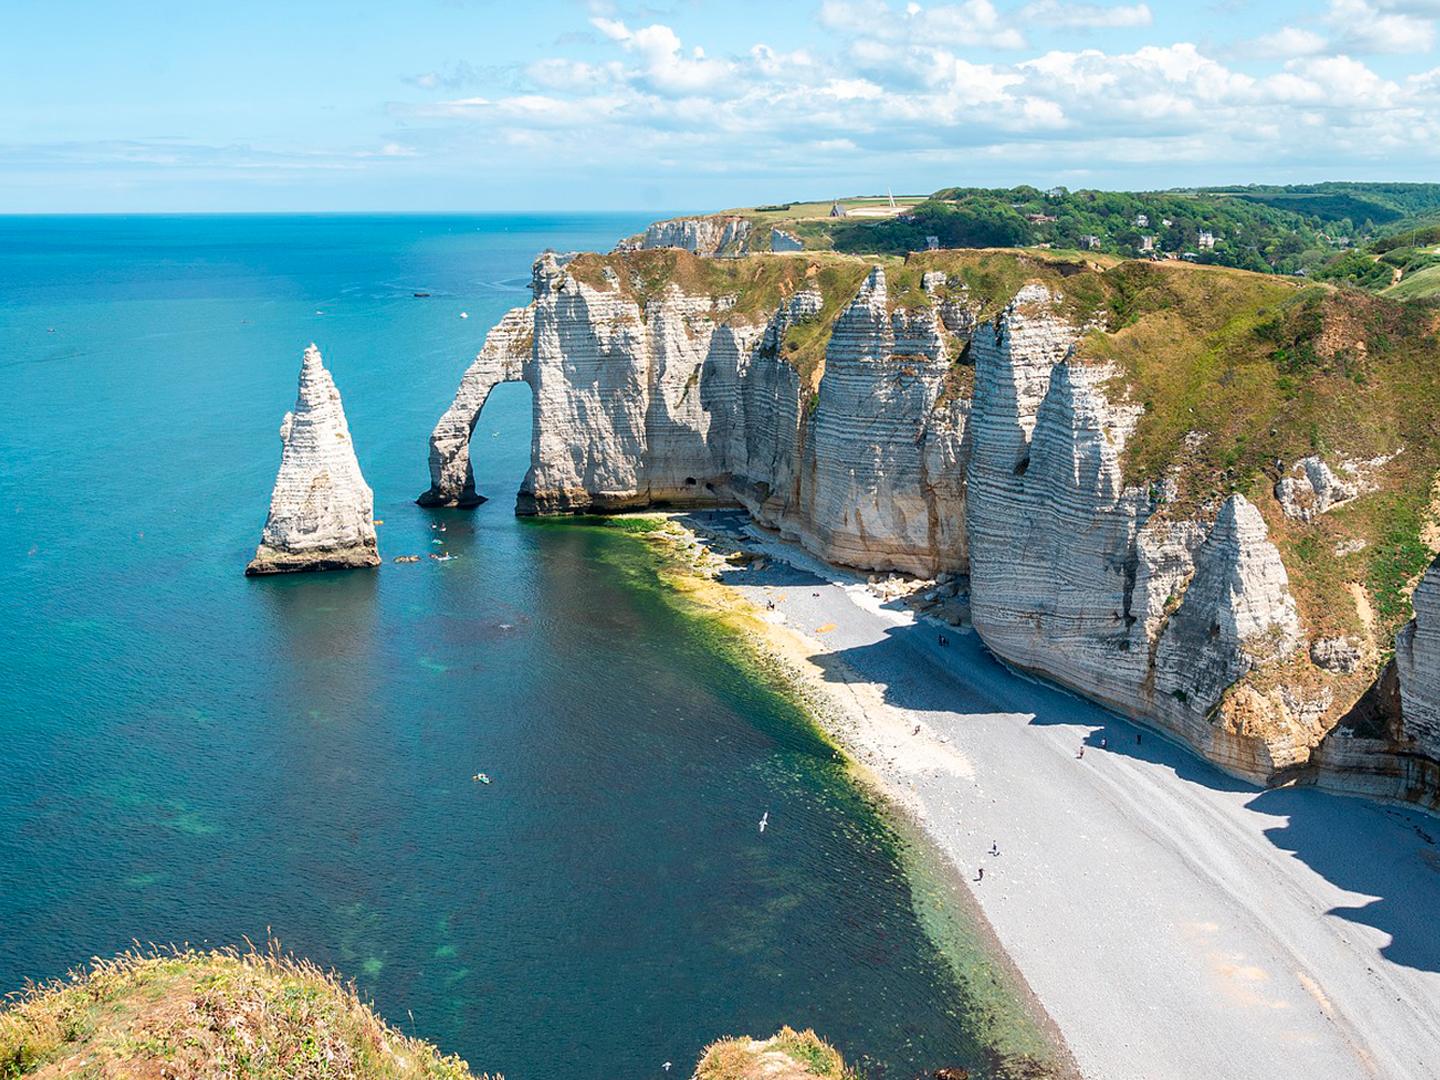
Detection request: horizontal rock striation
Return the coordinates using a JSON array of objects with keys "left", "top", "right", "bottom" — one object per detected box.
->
[
  {"left": 420, "top": 307, "right": 533, "bottom": 508},
  {"left": 423, "top": 249, "right": 1440, "bottom": 804},
  {"left": 1398, "top": 557, "right": 1440, "bottom": 760},
  {"left": 248, "top": 345, "right": 379, "bottom": 575},
  {"left": 618, "top": 215, "right": 752, "bottom": 256},
  {"left": 964, "top": 287, "right": 1312, "bottom": 780},
  {"left": 423, "top": 256, "right": 968, "bottom": 574}
]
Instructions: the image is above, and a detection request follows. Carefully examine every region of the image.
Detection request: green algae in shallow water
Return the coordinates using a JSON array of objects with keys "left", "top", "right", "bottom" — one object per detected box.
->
[
  {"left": 574, "top": 519, "right": 1073, "bottom": 1078},
  {"left": 3, "top": 214, "right": 1077, "bottom": 1080}
]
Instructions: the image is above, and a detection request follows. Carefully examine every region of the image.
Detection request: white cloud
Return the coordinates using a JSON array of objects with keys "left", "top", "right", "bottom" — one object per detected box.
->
[
  {"left": 1019, "top": 1, "right": 1154, "bottom": 29},
  {"left": 1330, "top": 0, "right": 1437, "bottom": 52},
  {"left": 820, "top": 0, "right": 1027, "bottom": 49},
  {"left": 1251, "top": 26, "right": 1329, "bottom": 57},
  {"left": 1249, "top": 0, "right": 1436, "bottom": 58},
  {"left": 589, "top": 17, "right": 738, "bottom": 94},
  {"left": 385, "top": 5, "right": 1440, "bottom": 183}
]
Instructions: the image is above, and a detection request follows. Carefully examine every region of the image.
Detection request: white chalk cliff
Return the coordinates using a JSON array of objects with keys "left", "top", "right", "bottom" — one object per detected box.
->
[
  {"left": 618, "top": 216, "right": 753, "bottom": 257},
  {"left": 423, "top": 251, "right": 1439, "bottom": 804},
  {"left": 247, "top": 345, "right": 379, "bottom": 575},
  {"left": 1398, "top": 557, "right": 1440, "bottom": 761}
]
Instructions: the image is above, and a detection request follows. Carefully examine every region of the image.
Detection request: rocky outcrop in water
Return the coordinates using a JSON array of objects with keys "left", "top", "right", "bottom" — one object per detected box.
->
[
  {"left": 424, "top": 249, "right": 1440, "bottom": 802},
  {"left": 247, "top": 345, "right": 379, "bottom": 575}
]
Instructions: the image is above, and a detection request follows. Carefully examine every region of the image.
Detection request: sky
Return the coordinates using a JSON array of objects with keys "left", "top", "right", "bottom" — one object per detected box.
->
[{"left": 3, "top": 0, "right": 1439, "bottom": 212}]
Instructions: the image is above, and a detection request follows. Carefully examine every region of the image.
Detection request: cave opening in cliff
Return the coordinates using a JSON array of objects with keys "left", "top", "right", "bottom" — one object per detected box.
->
[{"left": 467, "top": 380, "right": 534, "bottom": 502}]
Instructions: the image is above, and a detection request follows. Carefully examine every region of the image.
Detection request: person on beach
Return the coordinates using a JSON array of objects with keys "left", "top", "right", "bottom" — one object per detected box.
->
[
  {"left": 1100, "top": 736, "right": 1108, "bottom": 750},
  {"left": 990, "top": 841, "right": 999, "bottom": 856},
  {"left": 1077, "top": 743, "right": 1085, "bottom": 759},
  {"left": 975, "top": 866, "right": 984, "bottom": 882}
]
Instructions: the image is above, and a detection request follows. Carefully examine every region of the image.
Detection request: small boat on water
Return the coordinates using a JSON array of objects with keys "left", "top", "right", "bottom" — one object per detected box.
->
[
  {"left": 413, "top": 292, "right": 431, "bottom": 298},
  {"left": 472, "top": 773, "right": 491, "bottom": 784}
]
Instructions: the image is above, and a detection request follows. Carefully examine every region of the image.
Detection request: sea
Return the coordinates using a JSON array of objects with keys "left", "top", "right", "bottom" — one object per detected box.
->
[{"left": 0, "top": 214, "right": 1045, "bottom": 1078}]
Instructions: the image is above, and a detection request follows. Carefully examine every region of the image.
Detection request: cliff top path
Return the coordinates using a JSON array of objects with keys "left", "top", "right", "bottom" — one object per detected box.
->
[{"left": 683, "top": 511, "right": 1440, "bottom": 1080}]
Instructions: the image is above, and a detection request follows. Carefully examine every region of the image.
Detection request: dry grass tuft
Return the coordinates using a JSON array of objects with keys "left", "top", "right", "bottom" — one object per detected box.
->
[
  {"left": 694, "top": 1027, "right": 854, "bottom": 1080},
  {"left": 0, "top": 941, "right": 496, "bottom": 1080}
]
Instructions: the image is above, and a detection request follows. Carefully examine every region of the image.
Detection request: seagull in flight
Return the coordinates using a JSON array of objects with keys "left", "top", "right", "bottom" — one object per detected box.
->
[{"left": 759, "top": 811, "right": 769, "bottom": 834}]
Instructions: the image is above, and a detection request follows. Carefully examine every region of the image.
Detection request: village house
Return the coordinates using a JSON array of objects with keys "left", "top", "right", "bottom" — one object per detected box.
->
[
  {"left": 1134, "top": 213, "right": 1149, "bottom": 227},
  {"left": 1197, "top": 230, "right": 1215, "bottom": 250},
  {"left": 1080, "top": 234, "right": 1101, "bottom": 250},
  {"left": 1025, "top": 212, "right": 1057, "bottom": 224},
  {"left": 1139, "top": 235, "right": 1156, "bottom": 252}
]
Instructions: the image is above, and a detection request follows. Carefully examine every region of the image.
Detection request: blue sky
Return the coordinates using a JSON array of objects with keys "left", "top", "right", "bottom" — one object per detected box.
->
[{"left": 3, "top": 0, "right": 1438, "bottom": 211}]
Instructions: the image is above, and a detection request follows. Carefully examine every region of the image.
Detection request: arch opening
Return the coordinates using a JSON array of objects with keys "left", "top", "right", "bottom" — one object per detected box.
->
[{"left": 466, "top": 380, "right": 535, "bottom": 511}]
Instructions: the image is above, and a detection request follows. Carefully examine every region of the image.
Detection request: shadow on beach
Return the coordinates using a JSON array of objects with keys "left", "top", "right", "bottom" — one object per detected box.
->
[{"left": 678, "top": 510, "right": 1440, "bottom": 978}]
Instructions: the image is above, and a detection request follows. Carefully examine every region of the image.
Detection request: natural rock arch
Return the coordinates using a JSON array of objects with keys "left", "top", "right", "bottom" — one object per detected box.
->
[{"left": 416, "top": 306, "right": 533, "bottom": 508}]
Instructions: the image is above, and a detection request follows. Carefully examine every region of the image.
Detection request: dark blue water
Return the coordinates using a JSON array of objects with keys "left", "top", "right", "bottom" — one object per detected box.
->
[{"left": 0, "top": 215, "right": 1040, "bottom": 1078}]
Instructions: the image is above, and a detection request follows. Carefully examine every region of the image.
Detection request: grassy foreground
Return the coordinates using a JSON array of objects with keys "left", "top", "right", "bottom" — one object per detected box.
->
[
  {"left": 0, "top": 945, "right": 492, "bottom": 1080},
  {"left": 0, "top": 945, "right": 876, "bottom": 1080}
]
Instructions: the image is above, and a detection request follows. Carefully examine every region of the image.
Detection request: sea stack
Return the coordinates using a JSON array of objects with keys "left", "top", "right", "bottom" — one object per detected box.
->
[{"left": 246, "top": 344, "right": 380, "bottom": 575}]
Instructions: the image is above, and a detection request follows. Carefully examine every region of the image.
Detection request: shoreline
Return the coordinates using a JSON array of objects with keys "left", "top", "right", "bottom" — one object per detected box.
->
[
  {"left": 635, "top": 513, "right": 1082, "bottom": 1078},
  {"left": 633, "top": 509, "right": 1440, "bottom": 1080}
]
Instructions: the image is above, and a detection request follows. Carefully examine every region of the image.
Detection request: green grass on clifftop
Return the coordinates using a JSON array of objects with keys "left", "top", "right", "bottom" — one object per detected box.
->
[
  {"left": 1076, "top": 262, "right": 1440, "bottom": 649},
  {"left": 0, "top": 945, "right": 494, "bottom": 1080}
]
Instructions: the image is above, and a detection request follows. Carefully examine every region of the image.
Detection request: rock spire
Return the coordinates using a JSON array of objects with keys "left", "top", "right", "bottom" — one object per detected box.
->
[{"left": 246, "top": 344, "right": 380, "bottom": 575}]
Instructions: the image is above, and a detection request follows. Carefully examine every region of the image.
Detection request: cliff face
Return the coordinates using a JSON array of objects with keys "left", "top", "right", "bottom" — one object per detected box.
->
[
  {"left": 619, "top": 215, "right": 753, "bottom": 256},
  {"left": 423, "top": 249, "right": 1440, "bottom": 802},
  {"left": 422, "top": 254, "right": 966, "bottom": 575},
  {"left": 248, "top": 345, "right": 379, "bottom": 575},
  {"left": 964, "top": 288, "right": 1312, "bottom": 777},
  {"left": 1398, "top": 558, "right": 1440, "bottom": 760}
]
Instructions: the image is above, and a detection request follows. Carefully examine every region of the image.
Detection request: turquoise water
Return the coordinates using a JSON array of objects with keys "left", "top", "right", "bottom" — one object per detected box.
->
[{"left": 0, "top": 215, "right": 1021, "bottom": 1078}]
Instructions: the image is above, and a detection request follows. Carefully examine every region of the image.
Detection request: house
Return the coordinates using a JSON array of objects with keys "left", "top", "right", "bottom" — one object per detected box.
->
[
  {"left": 1181, "top": 252, "right": 1199, "bottom": 261},
  {"left": 1046, "top": 186, "right": 1067, "bottom": 198},
  {"left": 1161, "top": 218, "right": 1173, "bottom": 228},
  {"left": 925, "top": 235, "right": 940, "bottom": 251},
  {"left": 1139, "top": 235, "right": 1156, "bottom": 252},
  {"left": 1134, "top": 213, "right": 1149, "bottom": 227},
  {"left": 1025, "top": 213, "right": 1057, "bottom": 224},
  {"left": 1197, "top": 230, "right": 1215, "bottom": 250},
  {"left": 829, "top": 201, "right": 847, "bottom": 218},
  {"left": 1079, "top": 234, "right": 1101, "bottom": 250}
]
